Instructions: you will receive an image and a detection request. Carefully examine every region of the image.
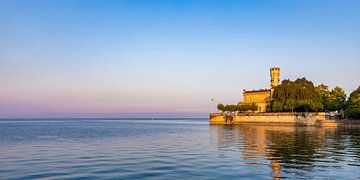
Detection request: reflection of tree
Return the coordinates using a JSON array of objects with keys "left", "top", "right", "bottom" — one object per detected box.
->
[
  {"left": 267, "top": 127, "right": 320, "bottom": 164},
  {"left": 210, "top": 124, "right": 360, "bottom": 179},
  {"left": 345, "top": 128, "right": 360, "bottom": 162}
]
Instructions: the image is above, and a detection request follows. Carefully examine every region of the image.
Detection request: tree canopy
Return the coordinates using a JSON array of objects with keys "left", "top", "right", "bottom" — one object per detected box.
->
[
  {"left": 346, "top": 86, "right": 360, "bottom": 119},
  {"left": 348, "top": 86, "right": 360, "bottom": 108},
  {"left": 327, "top": 86, "right": 347, "bottom": 111},
  {"left": 272, "top": 78, "right": 323, "bottom": 112},
  {"left": 217, "top": 103, "right": 258, "bottom": 114},
  {"left": 315, "top": 85, "right": 347, "bottom": 111}
]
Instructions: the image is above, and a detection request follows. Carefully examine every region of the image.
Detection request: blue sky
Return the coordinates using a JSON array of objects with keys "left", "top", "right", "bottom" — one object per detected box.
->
[{"left": 0, "top": 0, "right": 359, "bottom": 118}]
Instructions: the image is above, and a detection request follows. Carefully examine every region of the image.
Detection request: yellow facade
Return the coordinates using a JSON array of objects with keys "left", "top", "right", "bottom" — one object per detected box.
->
[
  {"left": 242, "top": 90, "right": 271, "bottom": 112},
  {"left": 239, "top": 67, "right": 280, "bottom": 112}
]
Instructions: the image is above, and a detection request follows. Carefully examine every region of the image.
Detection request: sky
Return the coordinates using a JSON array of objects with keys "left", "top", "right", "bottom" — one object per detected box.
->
[{"left": 0, "top": 0, "right": 359, "bottom": 118}]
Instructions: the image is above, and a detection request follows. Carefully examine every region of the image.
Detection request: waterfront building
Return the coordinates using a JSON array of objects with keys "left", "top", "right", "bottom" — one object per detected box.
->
[{"left": 239, "top": 67, "right": 280, "bottom": 112}]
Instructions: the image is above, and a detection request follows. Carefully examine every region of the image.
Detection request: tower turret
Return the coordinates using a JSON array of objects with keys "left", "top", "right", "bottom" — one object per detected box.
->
[
  {"left": 270, "top": 67, "right": 280, "bottom": 89},
  {"left": 270, "top": 67, "right": 280, "bottom": 99}
]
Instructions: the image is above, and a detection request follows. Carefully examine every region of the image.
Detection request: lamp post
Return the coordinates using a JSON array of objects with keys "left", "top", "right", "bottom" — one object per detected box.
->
[{"left": 211, "top": 98, "right": 214, "bottom": 114}]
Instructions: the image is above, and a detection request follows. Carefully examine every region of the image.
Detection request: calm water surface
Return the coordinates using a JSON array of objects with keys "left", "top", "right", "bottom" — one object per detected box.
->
[{"left": 0, "top": 118, "right": 359, "bottom": 179}]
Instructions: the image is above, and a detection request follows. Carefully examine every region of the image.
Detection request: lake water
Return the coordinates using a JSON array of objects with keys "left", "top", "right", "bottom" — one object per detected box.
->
[{"left": 0, "top": 118, "right": 359, "bottom": 179}]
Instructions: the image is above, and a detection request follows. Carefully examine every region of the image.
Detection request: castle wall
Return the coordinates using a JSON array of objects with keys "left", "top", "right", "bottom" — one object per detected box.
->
[
  {"left": 242, "top": 91, "right": 271, "bottom": 112},
  {"left": 243, "top": 91, "right": 271, "bottom": 103}
]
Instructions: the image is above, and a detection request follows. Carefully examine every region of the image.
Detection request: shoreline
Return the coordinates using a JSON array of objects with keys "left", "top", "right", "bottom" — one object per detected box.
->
[{"left": 209, "top": 112, "right": 360, "bottom": 127}]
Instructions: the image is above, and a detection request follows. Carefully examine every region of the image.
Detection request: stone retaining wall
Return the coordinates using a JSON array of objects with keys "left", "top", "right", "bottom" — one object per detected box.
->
[{"left": 209, "top": 112, "right": 326, "bottom": 126}]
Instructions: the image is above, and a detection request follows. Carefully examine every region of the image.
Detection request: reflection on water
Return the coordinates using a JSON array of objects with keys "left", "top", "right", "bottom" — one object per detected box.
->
[
  {"left": 210, "top": 125, "right": 360, "bottom": 179},
  {"left": 0, "top": 119, "right": 359, "bottom": 179}
]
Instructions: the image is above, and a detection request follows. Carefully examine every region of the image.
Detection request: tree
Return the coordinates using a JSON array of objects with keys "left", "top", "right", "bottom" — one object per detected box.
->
[
  {"left": 284, "top": 98, "right": 296, "bottom": 112},
  {"left": 249, "top": 102, "right": 258, "bottom": 112},
  {"left": 272, "top": 101, "right": 283, "bottom": 112},
  {"left": 327, "top": 86, "right": 347, "bottom": 111},
  {"left": 237, "top": 104, "right": 245, "bottom": 113},
  {"left": 224, "top": 104, "right": 230, "bottom": 113},
  {"left": 272, "top": 78, "right": 323, "bottom": 112},
  {"left": 315, "top": 84, "right": 330, "bottom": 111},
  {"left": 346, "top": 86, "right": 360, "bottom": 119},
  {"left": 346, "top": 108, "right": 360, "bottom": 119},
  {"left": 315, "top": 84, "right": 347, "bottom": 112},
  {"left": 348, "top": 86, "right": 360, "bottom": 108},
  {"left": 315, "top": 84, "right": 330, "bottom": 98},
  {"left": 228, "top": 104, "right": 238, "bottom": 114},
  {"left": 296, "top": 99, "right": 314, "bottom": 112},
  {"left": 236, "top": 103, "right": 258, "bottom": 113},
  {"left": 223, "top": 104, "right": 238, "bottom": 114},
  {"left": 217, "top": 103, "right": 225, "bottom": 113}
]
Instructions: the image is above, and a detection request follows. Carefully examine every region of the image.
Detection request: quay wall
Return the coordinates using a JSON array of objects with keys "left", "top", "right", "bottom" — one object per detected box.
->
[
  {"left": 209, "top": 112, "right": 326, "bottom": 126},
  {"left": 318, "top": 119, "right": 360, "bottom": 127}
]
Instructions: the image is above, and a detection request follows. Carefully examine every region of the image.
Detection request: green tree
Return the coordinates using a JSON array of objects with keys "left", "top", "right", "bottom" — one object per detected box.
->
[
  {"left": 237, "top": 104, "right": 245, "bottom": 113},
  {"left": 224, "top": 104, "right": 230, "bottom": 113},
  {"left": 296, "top": 99, "right": 314, "bottom": 112},
  {"left": 272, "top": 101, "right": 283, "bottom": 112},
  {"left": 236, "top": 103, "right": 258, "bottom": 113},
  {"left": 346, "top": 108, "right": 360, "bottom": 119},
  {"left": 315, "top": 84, "right": 330, "bottom": 98},
  {"left": 327, "top": 86, "right": 347, "bottom": 111},
  {"left": 217, "top": 103, "right": 225, "bottom": 113},
  {"left": 284, "top": 98, "right": 296, "bottom": 112},
  {"left": 346, "top": 86, "right": 360, "bottom": 119},
  {"left": 272, "top": 77, "right": 323, "bottom": 112},
  {"left": 315, "top": 84, "right": 330, "bottom": 111},
  {"left": 249, "top": 102, "right": 258, "bottom": 112},
  {"left": 228, "top": 104, "right": 238, "bottom": 114},
  {"left": 348, "top": 86, "right": 360, "bottom": 108},
  {"left": 223, "top": 104, "right": 238, "bottom": 114}
]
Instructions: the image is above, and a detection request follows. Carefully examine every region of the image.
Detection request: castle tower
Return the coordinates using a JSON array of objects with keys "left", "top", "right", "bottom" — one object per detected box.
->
[
  {"left": 270, "top": 67, "right": 280, "bottom": 89},
  {"left": 270, "top": 67, "right": 280, "bottom": 99}
]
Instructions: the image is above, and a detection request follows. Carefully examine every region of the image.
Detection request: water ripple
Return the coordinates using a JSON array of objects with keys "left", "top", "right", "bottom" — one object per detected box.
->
[{"left": 0, "top": 119, "right": 359, "bottom": 179}]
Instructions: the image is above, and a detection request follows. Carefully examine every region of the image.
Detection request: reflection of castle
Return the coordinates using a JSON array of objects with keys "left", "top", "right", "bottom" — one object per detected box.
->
[
  {"left": 239, "top": 67, "right": 280, "bottom": 112},
  {"left": 209, "top": 125, "right": 334, "bottom": 179}
]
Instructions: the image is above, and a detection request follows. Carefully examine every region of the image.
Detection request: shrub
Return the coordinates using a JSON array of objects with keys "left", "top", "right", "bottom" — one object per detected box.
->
[
  {"left": 346, "top": 108, "right": 360, "bottom": 119},
  {"left": 272, "top": 101, "right": 283, "bottom": 112}
]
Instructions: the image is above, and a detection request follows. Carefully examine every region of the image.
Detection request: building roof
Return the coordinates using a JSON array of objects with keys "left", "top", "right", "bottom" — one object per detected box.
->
[{"left": 243, "top": 88, "right": 271, "bottom": 93}]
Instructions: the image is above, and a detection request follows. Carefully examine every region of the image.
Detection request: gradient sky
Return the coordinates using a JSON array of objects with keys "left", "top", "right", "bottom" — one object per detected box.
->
[{"left": 1, "top": 0, "right": 359, "bottom": 118}]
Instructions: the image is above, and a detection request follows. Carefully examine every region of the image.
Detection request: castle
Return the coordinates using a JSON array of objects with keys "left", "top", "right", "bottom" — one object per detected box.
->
[{"left": 238, "top": 67, "right": 280, "bottom": 112}]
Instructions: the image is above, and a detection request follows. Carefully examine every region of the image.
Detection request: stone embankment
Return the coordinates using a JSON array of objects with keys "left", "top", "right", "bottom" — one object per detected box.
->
[{"left": 209, "top": 112, "right": 360, "bottom": 127}]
